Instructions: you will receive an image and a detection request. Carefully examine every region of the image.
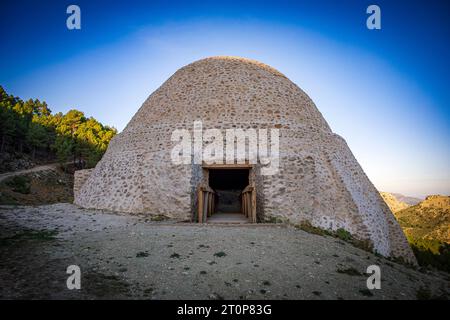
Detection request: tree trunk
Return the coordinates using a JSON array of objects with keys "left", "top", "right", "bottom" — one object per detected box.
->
[{"left": 1, "top": 135, "right": 5, "bottom": 153}]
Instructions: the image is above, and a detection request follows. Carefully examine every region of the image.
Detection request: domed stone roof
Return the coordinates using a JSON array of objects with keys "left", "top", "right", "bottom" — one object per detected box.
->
[{"left": 74, "top": 56, "right": 416, "bottom": 263}]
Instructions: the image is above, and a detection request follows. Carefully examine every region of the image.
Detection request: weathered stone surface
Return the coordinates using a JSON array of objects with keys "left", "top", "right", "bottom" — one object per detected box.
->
[
  {"left": 74, "top": 56, "right": 415, "bottom": 262},
  {"left": 74, "top": 168, "right": 93, "bottom": 200}
]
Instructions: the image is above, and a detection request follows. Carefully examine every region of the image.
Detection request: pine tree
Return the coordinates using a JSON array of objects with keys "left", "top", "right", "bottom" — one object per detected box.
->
[{"left": 0, "top": 86, "right": 117, "bottom": 169}]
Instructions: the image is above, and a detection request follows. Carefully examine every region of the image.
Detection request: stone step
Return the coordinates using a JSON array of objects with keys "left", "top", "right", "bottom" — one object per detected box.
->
[{"left": 206, "top": 213, "right": 249, "bottom": 224}]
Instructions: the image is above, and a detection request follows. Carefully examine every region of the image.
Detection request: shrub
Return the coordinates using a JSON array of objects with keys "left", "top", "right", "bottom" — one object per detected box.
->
[
  {"left": 295, "top": 221, "right": 374, "bottom": 253},
  {"left": 295, "top": 221, "right": 332, "bottom": 237},
  {"left": 410, "top": 240, "right": 450, "bottom": 273},
  {"left": 0, "top": 192, "right": 17, "bottom": 205},
  {"left": 5, "top": 176, "right": 31, "bottom": 194},
  {"left": 150, "top": 214, "right": 168, "bottom": 222},
  {"left": 336, "top": 228, "right": 352, "bottom": 241},
  {"left": 264, "top": 216, "right": 285, "bottom": 224}
]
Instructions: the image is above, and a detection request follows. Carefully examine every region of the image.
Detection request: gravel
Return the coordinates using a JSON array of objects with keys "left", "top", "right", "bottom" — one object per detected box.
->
[{"left": 0, "top": 203, "right": 449, "bottom": 300}]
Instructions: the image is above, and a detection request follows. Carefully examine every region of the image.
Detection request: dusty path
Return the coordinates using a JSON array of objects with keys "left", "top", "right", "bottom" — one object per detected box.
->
[
  {"left": 0, "top": 163, "right": 64, "bottom": 183},
  {"left": 0, "top": 203, "right": 449, "bottom": 300}
]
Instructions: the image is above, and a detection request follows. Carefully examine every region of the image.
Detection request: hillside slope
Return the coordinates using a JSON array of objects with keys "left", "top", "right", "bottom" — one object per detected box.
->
[
  {"left": 394, "top": 195, "right": 450, "bottom": 245},
  {"left": 0, "top": 166, "right": 73, "bottom": 205},
  {"left": 380, "top": 192, "right": 410, "bottom": 213},
  {"left": 0, "top": 203, "right": 449, "bottom": 299}
]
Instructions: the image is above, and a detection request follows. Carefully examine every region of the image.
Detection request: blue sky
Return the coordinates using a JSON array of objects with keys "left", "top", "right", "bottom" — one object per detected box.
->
[{"left": 1, "top": 0, "right": 449, "bottom": 198}]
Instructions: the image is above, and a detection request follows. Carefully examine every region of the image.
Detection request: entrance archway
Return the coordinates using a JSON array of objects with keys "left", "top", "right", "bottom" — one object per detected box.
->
[
  {"left": 197, "top": 164, "right": 256, "bottom": 223},
  {"left": 209, "top": 169, "right": 248, "bottom": 213}
]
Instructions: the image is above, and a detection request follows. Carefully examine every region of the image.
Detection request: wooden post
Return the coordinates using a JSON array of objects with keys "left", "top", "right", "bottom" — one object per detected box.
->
[
  {"left": 251, "top": 185, "right": 257, "bottom": 223},
  {"left": 206, "top": 191, "right": 211, "bottom": 217},
  {"left": 198, "top": 187, "right": 203, "bottom": 223},
  {"left": 245, "top": 193, "right": 250, "bottom": 218},
  {"left": 207, "top": 192, "right": 212, "bottom": 217},
  {"left": 203, "top": 192, "right": 208, "bottom": 223}
]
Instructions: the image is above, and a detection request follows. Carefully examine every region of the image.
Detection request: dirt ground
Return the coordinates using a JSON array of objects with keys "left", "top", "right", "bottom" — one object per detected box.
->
[
  {"left": 0, "top": 203, "right": 449, "bottom": 300},
  {"left": 0, "top": 167, "right": 73, "bottom": 205}
]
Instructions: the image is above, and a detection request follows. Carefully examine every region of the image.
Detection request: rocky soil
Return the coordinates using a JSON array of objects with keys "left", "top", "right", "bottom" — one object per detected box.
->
[
  {"left": 0, "top": 166, "right": 73, "bottom": 205},
  {"left": 0, "top": 203, "right": 449, "bottom": 300},
  {"left": 0, "top": 152, "right": 36, "bottom": 174}
]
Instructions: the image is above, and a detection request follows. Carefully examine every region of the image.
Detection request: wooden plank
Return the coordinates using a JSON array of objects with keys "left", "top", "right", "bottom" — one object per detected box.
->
[
  {"left": 198, "top": 188, "right": 203, "bottom": 223},
  {"left": 246, "top": 193, "right": 250, "bottom": 218},
  {"left": 251, "top": 187, "right": 257, "bottom": 223},
  {"left": 203, "top": 192, "right": 208, "bottom": 222},
  {"left": 208, "top": 193, "right": 212, "bottom": 217},
  {"left": 206, "top": 192, "right": 211, "bottom": 217},
  {"left": 202, "top": 163, "right": 253, "bottom": 169}
]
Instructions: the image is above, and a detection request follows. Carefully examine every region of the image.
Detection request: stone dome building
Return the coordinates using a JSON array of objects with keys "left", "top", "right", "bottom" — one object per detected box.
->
[{"left": 74, "top": 56, "right": 415, "bottom": 262}]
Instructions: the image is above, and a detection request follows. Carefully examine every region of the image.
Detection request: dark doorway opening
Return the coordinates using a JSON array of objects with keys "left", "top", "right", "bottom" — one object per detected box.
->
[{"left": 209, "top": 169, "right": 249, "bottom": 214}]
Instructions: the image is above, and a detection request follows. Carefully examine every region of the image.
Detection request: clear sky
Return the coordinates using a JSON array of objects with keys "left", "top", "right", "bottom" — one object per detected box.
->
[{"left": 1, "top": 0, "right": 449, "bottom": 198}]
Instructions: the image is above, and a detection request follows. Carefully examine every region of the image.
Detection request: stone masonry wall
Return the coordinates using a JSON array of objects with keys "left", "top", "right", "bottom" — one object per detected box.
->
[
  {"left": 74, "top": 56, "right": 416, "bottom": 263},
  {"left": 73, "top": 169, "right": 94, "bottom": 203}
]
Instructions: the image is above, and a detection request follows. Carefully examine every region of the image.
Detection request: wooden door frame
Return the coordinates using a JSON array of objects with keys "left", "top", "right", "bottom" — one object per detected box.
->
[{"left": 198, "top": 163, "right": 255, "bottom": 223}]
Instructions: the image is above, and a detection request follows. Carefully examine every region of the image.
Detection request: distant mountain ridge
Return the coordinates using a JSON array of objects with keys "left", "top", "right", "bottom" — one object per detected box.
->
[
  {"left": 391, "top": 193, "right": 423, "bottom": 206},
  {"left": 380, "top": 192, "right": 410, "bottom": 213}
]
